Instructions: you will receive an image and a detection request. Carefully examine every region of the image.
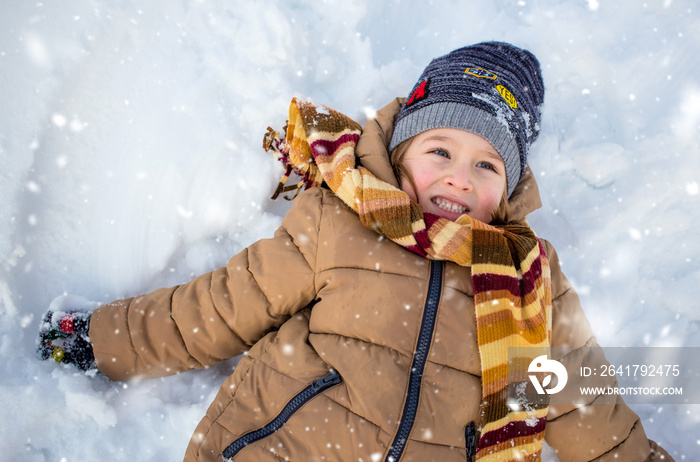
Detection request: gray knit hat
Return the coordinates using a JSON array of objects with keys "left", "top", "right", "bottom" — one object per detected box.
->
[{"left": 389, "top": 41, "right": 545, "bottom": 197}]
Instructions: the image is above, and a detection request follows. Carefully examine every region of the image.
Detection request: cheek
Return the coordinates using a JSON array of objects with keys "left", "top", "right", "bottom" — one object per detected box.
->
[
  {"left": 485, "top": 185, "right": 500, "bottom": 202},
  {"left": 483, "top": 182, "right": 506, "bottom": 209},
  {"left": 400, "top": 180, "right": 418, "bottom": 202},
  {"left": 400, "top": 163, "right": 436, "bottom": 203}
]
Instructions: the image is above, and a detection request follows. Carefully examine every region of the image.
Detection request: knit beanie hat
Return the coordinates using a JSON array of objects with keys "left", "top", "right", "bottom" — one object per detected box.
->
[{"left": 389, "top": 41, "right": 545, "bottom": 197}]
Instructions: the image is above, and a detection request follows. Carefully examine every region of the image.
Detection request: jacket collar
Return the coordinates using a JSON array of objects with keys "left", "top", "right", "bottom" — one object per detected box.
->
[{"left": 355, "top": 98, "right": 543, "bottom": 223}]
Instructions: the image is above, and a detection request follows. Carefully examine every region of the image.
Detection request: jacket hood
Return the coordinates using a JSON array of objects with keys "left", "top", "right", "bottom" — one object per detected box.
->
[{"left": 354, "top": 98, "right": 543, "bottom": 223}]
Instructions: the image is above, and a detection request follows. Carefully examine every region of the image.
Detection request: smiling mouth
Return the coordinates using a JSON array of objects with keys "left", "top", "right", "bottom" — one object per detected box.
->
[{"left": 432, "top": 197, "right": 469, "bottom": 215}]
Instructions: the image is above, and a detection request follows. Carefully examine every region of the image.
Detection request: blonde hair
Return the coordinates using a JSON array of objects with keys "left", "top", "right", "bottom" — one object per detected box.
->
[{"left": 389, "top": 138, "right": 511, "bottom": 225}]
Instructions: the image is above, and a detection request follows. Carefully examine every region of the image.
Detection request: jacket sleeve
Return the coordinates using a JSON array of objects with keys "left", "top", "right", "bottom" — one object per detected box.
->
[
  {"left": 89, "top": 188, "right": 324, "bottom": 381},
  {"left": 541, "top": 240, "right": 673, "bottom": 462}
]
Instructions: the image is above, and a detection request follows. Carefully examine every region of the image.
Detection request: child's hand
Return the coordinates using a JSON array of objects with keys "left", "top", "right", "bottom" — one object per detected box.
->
[{"left": 37, "top": 309, "right": 97, "bottom": 372}]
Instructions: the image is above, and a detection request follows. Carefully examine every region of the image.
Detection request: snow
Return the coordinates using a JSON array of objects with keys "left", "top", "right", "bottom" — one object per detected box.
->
[{"left": 1, "top": 0, "right": 698, "bottom": 460}]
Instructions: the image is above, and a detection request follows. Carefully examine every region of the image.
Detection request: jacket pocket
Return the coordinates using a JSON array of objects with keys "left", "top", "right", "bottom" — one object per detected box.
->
[{"left": 222, "top": 370, "right": 342, "bottom": 460}]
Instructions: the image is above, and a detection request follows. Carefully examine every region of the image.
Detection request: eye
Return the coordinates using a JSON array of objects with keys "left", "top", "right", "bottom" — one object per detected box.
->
[
  {"left": 431, "top": 148, "right": 450, "bottom": 158},
  {"left": 476, "top": 161, "right": 496, "bottom": 171}
]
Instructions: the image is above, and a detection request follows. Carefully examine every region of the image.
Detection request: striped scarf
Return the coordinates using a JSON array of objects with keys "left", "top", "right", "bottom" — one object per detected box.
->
[{"left": 264, "top": 97, "right": 553, "bottom": 461}]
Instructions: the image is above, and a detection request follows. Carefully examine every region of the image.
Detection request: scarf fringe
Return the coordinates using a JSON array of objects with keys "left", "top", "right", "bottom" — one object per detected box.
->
[{"left": 263, "top": 125, "right": 323, "bottom": 200}]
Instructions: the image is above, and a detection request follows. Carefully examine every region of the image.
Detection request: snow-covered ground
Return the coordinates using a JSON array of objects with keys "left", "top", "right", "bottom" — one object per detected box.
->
[{"left": 1, "top": 0, "right": 699, "bottom": 460}]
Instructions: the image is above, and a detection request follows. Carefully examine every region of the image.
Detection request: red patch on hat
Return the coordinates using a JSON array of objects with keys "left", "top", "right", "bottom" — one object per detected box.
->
[{"left": 406, "top": 79, "right": 429, "bottom": 107}]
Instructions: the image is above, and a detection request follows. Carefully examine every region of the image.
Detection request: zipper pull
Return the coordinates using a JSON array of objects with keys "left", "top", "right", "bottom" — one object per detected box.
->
[
  {"left": 465, "top": 421, "right": 477, "bottom": 462},
  {"left": 312, "top": 370, "right": 342, "bottom": 391}
]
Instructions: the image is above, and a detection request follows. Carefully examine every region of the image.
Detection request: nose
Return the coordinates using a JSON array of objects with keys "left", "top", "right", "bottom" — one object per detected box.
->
[{"left": 444, "top": 166, "right": 473, "bottom": 191}]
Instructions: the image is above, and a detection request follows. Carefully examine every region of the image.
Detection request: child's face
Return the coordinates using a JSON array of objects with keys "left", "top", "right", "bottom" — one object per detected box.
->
[{"left": 399, "top": 128, "right": 507, "bottom": 223}]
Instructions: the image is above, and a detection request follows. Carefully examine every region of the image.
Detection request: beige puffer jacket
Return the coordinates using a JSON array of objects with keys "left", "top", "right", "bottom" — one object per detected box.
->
[{"left": 89, "top": 99, "right": 672, "bottom": 462}]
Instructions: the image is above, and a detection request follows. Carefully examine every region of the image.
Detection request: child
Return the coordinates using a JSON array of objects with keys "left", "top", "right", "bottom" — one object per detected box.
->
[{"left": 38, "top": 42, "right": 673, "bottom": 461}]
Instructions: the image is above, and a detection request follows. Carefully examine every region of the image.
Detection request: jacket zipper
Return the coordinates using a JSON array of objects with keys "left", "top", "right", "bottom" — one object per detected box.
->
[
  {"left": 465, "top": 421, "right": 477, "bottom": 462},
  {"left": 223, "top": 369, "right": 342, "bottom": 460},
  {"left": 385, "top": 261, "right": 443, "bottom": 462}
]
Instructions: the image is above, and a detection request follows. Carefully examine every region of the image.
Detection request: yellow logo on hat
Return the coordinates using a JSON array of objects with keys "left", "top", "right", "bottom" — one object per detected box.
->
[
  {"left": 497, "top": 85, "right": 518, "bottom": 109},
  {"left": 465, "top": 67, "right": 498, "bottom": 79}
]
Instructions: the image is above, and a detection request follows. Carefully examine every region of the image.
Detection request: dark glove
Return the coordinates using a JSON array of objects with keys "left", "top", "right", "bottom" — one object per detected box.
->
[{"left": 37, "top": 309, "right": 97, "bottom": 372}]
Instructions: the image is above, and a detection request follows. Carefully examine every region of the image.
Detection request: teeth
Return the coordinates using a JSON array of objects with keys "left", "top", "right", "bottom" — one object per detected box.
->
[{"left": 432, "top": 197, "right": 468, "bottom": 214}]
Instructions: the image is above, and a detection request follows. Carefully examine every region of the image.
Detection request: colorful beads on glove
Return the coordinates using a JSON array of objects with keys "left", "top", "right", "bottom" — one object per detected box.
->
[
  {"left": 51, "top": 347, "right": 65, "bottom": 363},
  {"left": 37, "top": 309, "right": 97, "bottom": 372}
]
